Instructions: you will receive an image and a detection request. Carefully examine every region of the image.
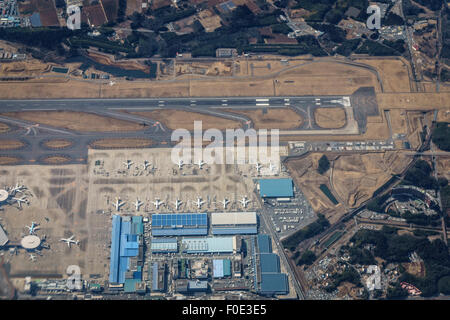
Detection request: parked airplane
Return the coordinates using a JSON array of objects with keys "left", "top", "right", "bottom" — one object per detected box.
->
[
  {"left": 60, "top": 235, "right": 79, "bottom": 248},
  {"left": 10, "top": 183, "right": 26, "bottom": 195},
  {"left": 134, "top": 199, "right": 144, "bottom": 211},
  {"left": 25, "top": 222, "right": 39, "bottom": 235},
  {"left": 177, "top": 159, "right": 184, "bottom": 169},
  {"left": 123, "top": 160, "right": 134, "bottom": 169},
  {"left": 29, "top": 254, "right": 36, "bottom": 262},
  {"left": 174, "top": 199, "right": 182, "bottom": 210},
  {"left": 269, "top": 161, "right": 277, "bottom": 172},
  {"left": 152, "top": 198, "right": 164, "bottom": 209},
  {"left": 220, "top": 198, "right": 230, "bottom": 209},
  {"left": 255, "top": 163, "right": 263, "bottom": 173},
  {"left": 12, "top": 196, "right": 29, "bottom": 209},
  {"left": 194, "top": 197, "right": 206, "bottom": 209},
  {"left": 112, "top": 198, "right": 125, "bottom": 211},
  {"left": 239, "top": 196, "right": 250, "bottom": 208},
  {"left": 143, "top": 160, "right": 151, "bottom": 170},
  {"left": 196, "top": 159, "right": 206, "bottom": 169}
]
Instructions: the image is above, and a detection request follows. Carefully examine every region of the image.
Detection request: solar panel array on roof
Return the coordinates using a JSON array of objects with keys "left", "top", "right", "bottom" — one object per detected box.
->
[
  {"left": 259, "top": 178, "right": 294, "bottom": 198},
  {"left": 152, "top": 213, "right": 208, "bottom": 236}
]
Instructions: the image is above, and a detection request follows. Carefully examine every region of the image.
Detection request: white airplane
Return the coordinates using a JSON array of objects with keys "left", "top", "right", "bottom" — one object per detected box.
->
[
  {"left": 25, "top": 222, "right": 39, "bottom": 235},
  {"left": 194, "top": 197, "right": 205, "bottom": 209},
  {"left": 152, "top": 198, "right": 164, "bottom": 209},
  {"left": 174, "top": 199, "right": 182, "bottom": 210},
  {"left": 177, "top": 159, "right": 184, "bottom": 169},
  {"left": 60, "top": 235, "right": 79, "bottom": 248},
  {"left": 29, "top": 254, "right": 36, "bottom": 262},
  {"left": 255, "top": 163, "right": 263, "bottom": 173},
  {"left": 134, "top": 199, "right": 144, "bottom": 211},
  {"left": 123, "top": 160, "right": 134, "bottom": 169},
  {"left": 239, "top": 196, "right": 251, "bottom": 208},
  {"left": 13, "top": 196, "right": 29, "bottom": 209},
  {"left": 269, "top": 161, "right": 277, "bottom": 172},
  {"left": 112, "top": 198, "right": 125, "bottom": 211},
  {"left": 196, "top": 159, "right": 206, "bottom": 169},
  {"left": 220, "top": 198, "right": 230, "bottom": 209},
  {"left": 143, "top": 160, "right": 151, "bottom": 170},
  {"left": 10, "top": 183, "right": 26, "bottom": 195},
  {"left": 109, "top": 81, "right": 116, "bottom": 86}
]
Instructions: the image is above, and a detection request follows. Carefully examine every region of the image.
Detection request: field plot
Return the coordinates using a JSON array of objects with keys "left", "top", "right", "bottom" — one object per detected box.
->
[
  {"left": 126, "top": 109, "right": 242, "bottom": 131},
  {"left": 0, "top": 139, "right": 25, "bottom": 150},
  {"left": 331, "top": 151, "right": 411, "bottom": 208},
  {"left": 0, "top": 164, "right": 110, "bottom": 280},
  {"left": 285, "top": 153, "right": 346, "bottom": 224},
  {"left": 1, "top": 111, "right": 144, "bottom": 132},
  {"left": 356, "top": 58, "right": 411, "bottom": 93},
  {"left": 89, "top": 138, "right": 155, "bottom": 149},
  {"left": 314, "top": 108, "right": 346, "bottom": 129},
  {"left": 224, "top": 108, "right": 303, "bottom": 130}
]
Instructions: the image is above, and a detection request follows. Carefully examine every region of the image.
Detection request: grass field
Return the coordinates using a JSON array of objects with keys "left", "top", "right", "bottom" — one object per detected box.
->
[
  {"left": 43, "top": 139, "right": 73, "bottom": 149},
  {"left": 0, "top": 140, "right": 25, "bottom": 150},
  {"left": 1, "top": 111, "right": 144, "bottom": 132},
  {"left": 126, "top": 109, "right": 242, "bottom": 131},
  {"left": 314, "top": 108, "right": 346, "bottom": 129},
  {"left": 89, "top": 138, "right": 155, "bottom": 149},
  {"left": 224, "top": 108, "right": 303, "bottom": 130}
]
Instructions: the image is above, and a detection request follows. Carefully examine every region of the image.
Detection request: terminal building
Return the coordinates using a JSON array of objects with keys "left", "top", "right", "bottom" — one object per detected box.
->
[
  {"left": 152, "top": 213, "right": 208, "bottom": 236},
  {"left": 258, "top": 178, "right": 294, "bottom": 201},
  {"left": 211, "top": 212, "right": 257, "bottom": 235},
  {"left": 181, "top": 236, "right": 239, "bottom": 254},
  {"left": 109, "top": 215, "right": 145, "bottom": 293}
]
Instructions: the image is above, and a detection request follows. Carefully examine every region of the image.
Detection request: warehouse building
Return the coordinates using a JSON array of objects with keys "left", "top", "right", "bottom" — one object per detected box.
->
[
  {"left": 175, "top": 279, "right": 209, "bottom": 293},
  {"left": 211, "top": 212, "right": 257, "bottom": 235},
  {"left": 257, "top": 234, "right": 272, "bottom": 253},
  {"left": 259, "top": 273, "right": 289, "bottom": 295},
  {"left": 109, "top": 215, "right": 145, "bottom": 291},
  {"left": 213, "top": 259, "right": 232, "bottom": 278},
  {"left": 258, "top": 178, "right": 294, "bottom": 199},
  {"left": 152, "top": 213, "right": 207, "bottom": 236},
  {"left": 181, "top": 236, "right": 238, "bottom": 254},
  {"left": 259, "top": 254, "right": 280, "bottom": 273},
  {"left": 150, "top": 238, "right": 178, "bottom": 253},
  {"left": 151, "top": 262, "right": 167, "bottom": 292}
]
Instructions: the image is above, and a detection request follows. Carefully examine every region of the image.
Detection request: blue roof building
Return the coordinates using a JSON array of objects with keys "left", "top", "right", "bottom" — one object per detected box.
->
[
  {"left": 257, "top": 234, "right": 272, "bottom": 253},
  {"left": 260, "top": 254, "right": 280, "bottom": 273},
  {"left": 152, "top": 213, "right": 207, "bottom": 236},
  {"left": 213, "top": 259, "right": 232, "bottom": 278},
  {"left": 260, "top": 273, "right": 289, "bottom": 295},
  {"left": 109, "top": 215, "right": 144, "bottom": 286},
  {"left": 259, "top": 178, "right": 294, "bottom": 198},
  {"left": 182, "top": 237, "right": 237, "bottom": 254}
]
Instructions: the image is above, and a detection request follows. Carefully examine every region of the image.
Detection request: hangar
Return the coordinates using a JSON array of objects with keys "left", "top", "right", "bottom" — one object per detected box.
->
[
  {"left": 258, "top": 178, "right": 294, "bottom": 199},
  {"left": 211, "top": 212, "right": 257, "bottom": 235},
  {"left": 152, "top": 213, "right": 208, "bottom": 236}
]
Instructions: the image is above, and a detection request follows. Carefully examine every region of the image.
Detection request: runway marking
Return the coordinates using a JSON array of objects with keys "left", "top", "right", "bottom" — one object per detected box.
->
[
  {"left": 256, "top": 99, "right": 269, "bottom": 102},
  {"left": 222, "top": 103, "right": 228, "bottom": 106},
  {"left": 256, "top": 103, "right": 269, "bottom": 106}
]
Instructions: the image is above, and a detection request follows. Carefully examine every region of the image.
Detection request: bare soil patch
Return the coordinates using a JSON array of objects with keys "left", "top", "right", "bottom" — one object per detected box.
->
[
  {"left": 89, "top": 138, "right": 155, "bottom": 149},
  {"left": 314, "top": 108, "right": 346, "bottom": 129},
  {"left": 0, "top": 140, "right": 25, "bottom": 150},
  {"left": 43, "top": 139, "right": 73, "bottom": 149}
]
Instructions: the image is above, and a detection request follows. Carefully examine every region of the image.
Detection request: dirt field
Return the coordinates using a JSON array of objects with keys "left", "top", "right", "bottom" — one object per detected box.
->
[
  {"left": 0, "top": 139, "right": 25, "bottom": 150},
  {"left": 0, "top": 122, "right": 11, "bottom": 134},
  {"left": 43, "top": 139, "right": 73, "bottom": 149},
  {"left": 89, "top": 138, "right": 155, "bottom": 149},
  {"left": 87, "top": 51, "right": 149, "bottom": 73},
  {"left": 0, "top": 60, "right": 51, "bottom": 77},
  {"left": 331, "top": 151, "right": 411, "bottom": 208},
  {"left": 377, "top": 93, "right": 450, "bottom": 110},
  {"left": 356, "top": 58, "right": 411, "bottom": 93},
  {"left": 224, "top": 108, "right": 303, "bottom": 130},
  {"left": 314, "top": 108, "right": 346, "bottom": 129},
  {"left": 126, "top": 109, "right": 242, "bottom": 131},
  {"left": 388, "top": 109, "right": 408, "bottom": 135},
  {"left": 0, "top": 156, "right": 20, "bottom": 164},
  {"left": 1, "top": 111, "right": 144, "bottom": 132}
]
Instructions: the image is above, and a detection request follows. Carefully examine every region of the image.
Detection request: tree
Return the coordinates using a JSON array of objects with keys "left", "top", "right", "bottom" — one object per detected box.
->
[
  {"left": 386, "top": 283, "right": 408, "bottom": 299},
  {"left": 438, "top": 276, "right": 450, "bottom": 295},
  {"left": 297, "top": 250, "right": 317, "bottom": 265},
  {"left": 317, "top": 155, "right": 330, "bottom": 174}
]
